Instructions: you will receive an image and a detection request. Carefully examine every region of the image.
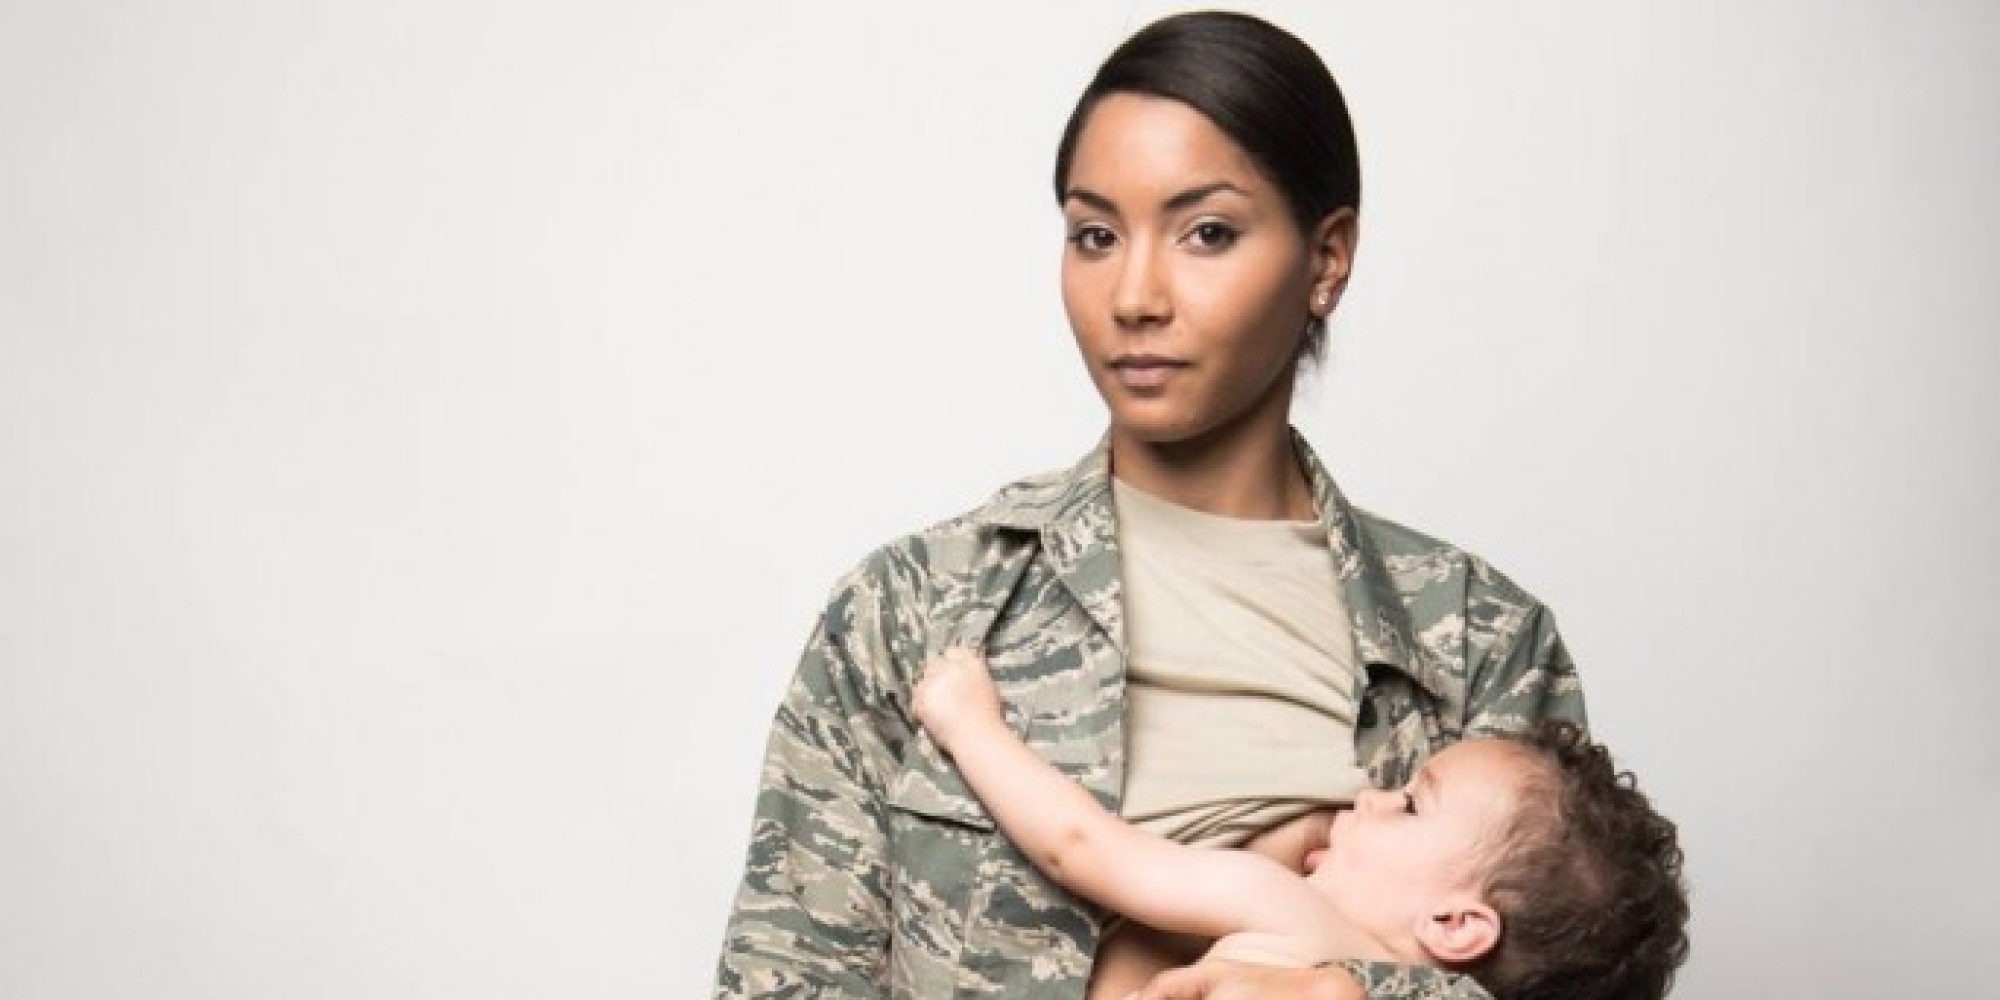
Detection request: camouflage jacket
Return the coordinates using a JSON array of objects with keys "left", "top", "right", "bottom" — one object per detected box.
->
[{"left": 715, "top": 432, "right": 1586, "bottom": 999}]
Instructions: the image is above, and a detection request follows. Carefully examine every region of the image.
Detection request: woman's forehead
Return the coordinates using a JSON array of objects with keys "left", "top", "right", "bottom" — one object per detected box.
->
[{"left": 1064, "top": 93, "right": 1269, "bottom": 200}]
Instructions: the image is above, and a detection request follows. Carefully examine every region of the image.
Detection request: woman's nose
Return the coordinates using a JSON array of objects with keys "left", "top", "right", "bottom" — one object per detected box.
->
[{"left": 1111, "top": 248, "right": 1170, "bottom": 328}]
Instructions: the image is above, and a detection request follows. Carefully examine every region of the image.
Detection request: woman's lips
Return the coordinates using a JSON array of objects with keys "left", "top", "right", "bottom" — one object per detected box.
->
[{"left": 1110, "top": 356, "right": 1189, "bottom": 389}]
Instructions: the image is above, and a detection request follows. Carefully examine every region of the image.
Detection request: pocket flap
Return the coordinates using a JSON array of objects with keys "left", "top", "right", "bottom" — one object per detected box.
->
[{"left": 886, "top": 729, "right": 996, "bottom": 832}]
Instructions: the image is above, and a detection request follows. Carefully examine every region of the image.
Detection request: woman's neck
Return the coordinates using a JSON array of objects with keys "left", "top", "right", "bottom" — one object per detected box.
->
[{"left": 1109, "top": 415, "right": 1315, "bottom": 522}]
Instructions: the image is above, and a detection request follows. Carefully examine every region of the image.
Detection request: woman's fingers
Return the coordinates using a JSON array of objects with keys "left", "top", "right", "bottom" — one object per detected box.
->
[
  {"left": 1131, "top": 963, "right": 1211, "bottom": 999},
  {"left": 1133, "top": 961, "right": 1364, "bottom": 1000}
]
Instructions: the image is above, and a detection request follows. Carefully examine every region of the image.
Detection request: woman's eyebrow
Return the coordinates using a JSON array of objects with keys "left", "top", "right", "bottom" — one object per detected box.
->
[
  {"left": 1063, "top": 187, "right": 1118, "bottom": 214},
  {"left": 1062, "top": 180, "right": 1250, "bottom": 215},
  {"left": 1162, "top": 180, "right": 1248, "bottom": 212}
]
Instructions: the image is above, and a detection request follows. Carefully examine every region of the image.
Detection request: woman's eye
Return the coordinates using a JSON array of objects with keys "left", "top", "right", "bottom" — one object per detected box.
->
[
  {"left": 1068, "top": 225, "right": 1117, "bottom": 253},
  {"left": 1185, "top": 220, "right": 1240, "bottom": 251}
]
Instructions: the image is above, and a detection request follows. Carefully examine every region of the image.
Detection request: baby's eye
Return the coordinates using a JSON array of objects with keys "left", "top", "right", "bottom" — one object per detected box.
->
[
  {"left": 1068, "top": 224, "right": 1118, "bottom": 253},
  {"left": 1183, "top": 219, "right": 1240, "bottom": 251},
  {"left": 1402, "top": 792, "right": 1417, "bottom": 815}
]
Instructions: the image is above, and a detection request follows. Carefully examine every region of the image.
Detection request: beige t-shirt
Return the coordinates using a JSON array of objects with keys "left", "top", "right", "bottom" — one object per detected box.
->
[{"left": 1113, "top": 478, "right": 1372, "bottom": 847}]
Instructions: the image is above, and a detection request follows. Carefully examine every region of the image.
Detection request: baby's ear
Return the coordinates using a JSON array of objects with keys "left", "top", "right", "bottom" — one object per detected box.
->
[{"left": 1413, "top": 896, "right": 1500, "bottom": 964}]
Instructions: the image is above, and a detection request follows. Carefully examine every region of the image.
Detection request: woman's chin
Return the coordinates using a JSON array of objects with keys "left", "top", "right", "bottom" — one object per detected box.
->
[{"left": 1106, "top": 409, "right": 1211, "bottom": 447}]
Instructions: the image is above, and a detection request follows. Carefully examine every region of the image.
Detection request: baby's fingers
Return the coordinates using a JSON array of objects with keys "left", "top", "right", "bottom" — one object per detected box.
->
[{"left": 940, "top": 644, "right": 987, "bottom": 665}]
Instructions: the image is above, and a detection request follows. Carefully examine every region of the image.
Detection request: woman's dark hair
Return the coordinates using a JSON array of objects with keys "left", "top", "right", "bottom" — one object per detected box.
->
[{"left": 1052, "top": 11, "right": 1361, "bottom": 361}]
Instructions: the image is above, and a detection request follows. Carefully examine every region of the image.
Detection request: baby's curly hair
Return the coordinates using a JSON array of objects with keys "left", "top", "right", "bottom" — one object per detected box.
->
[{"left": 1465, "top": 721, "right": 1690, "bottom": 1000}]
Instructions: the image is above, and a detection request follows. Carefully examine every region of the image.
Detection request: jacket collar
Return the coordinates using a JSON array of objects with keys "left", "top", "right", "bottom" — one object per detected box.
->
[
  {"left": 973, "top": 431, "right": 1447, "bottom": 701},
  {"left": 1293, "top": 431, "right": 1448, "bottom": 701}
]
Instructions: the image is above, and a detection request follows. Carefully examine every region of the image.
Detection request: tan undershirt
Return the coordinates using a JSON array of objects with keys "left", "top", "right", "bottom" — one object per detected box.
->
[{"left": 1112, "top": 478, "right": 1371, "bottom": 847}]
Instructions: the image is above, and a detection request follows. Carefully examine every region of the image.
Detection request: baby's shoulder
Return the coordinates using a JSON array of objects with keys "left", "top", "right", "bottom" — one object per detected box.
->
[{"left": 1203, "top": 930, "right": 1328, "bottom": 969}]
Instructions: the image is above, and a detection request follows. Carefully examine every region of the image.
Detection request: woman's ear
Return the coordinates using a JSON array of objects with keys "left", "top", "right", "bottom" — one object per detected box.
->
[
  {"left": 1309, "top": 207, "right": 1359, "bottom": 317},
  {"left": 1413, "top": 896, "right": 1500, "bottom": 964}
]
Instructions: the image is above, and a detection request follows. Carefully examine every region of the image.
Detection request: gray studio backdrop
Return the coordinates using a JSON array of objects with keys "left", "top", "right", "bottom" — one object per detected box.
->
[{"left": 3, "top": 2, "right": 1995, "bottom": 998}]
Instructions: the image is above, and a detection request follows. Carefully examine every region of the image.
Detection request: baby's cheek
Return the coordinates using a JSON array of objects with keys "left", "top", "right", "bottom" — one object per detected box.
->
[{"left": 1328, "top": 838, "right": 1375, "bottom": 879}]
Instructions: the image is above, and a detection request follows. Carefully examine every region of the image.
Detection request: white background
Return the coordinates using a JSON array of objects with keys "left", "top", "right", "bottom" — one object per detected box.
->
[{"left": 3, "top": 2, "right": 1996, "bottom": 997}]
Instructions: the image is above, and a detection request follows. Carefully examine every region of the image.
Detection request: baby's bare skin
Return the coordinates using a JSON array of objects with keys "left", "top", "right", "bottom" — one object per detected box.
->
[
  {"left": 1085, "top": 808, "right": 1347, "bottom": 1000},
  {"left": 1243, "top": 808, "right": 1342, "bottom": 876}
]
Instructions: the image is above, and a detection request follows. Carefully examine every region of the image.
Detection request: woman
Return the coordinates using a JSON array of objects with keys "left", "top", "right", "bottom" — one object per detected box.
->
[{"left": 714, "top": 12, "right": 1584, "bottom": 1000}]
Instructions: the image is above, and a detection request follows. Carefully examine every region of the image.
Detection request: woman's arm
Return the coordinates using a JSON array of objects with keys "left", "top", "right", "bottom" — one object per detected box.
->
[
  {"left": 1463, "top": 592, "right": 1586, "bottom": 737},
  {"left": 914, "top": 649, "right": 1319, "bottom": 941},
  {"left": 1135, "top": 959, "right": 1364, "bottom": 1000},
  {"left": 1134, "top": 958, "right": 1496, "bottom": 1000},
  {"left": 713, "top": 564, "right": 910, "bottom": 998}
]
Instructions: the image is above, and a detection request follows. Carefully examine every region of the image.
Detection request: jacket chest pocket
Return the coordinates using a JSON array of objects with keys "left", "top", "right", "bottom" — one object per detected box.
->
[
  {"left": 1355, "top": 668, "right": 1451, "bottom": 788},
  {"left": 882, "top": 730, "right": 996, "bottom": 998}
]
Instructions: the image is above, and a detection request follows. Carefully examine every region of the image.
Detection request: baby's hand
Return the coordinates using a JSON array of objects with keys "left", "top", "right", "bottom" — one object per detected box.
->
[{"left": 912, "top": 647, "right": 1005, "bottom": 750}]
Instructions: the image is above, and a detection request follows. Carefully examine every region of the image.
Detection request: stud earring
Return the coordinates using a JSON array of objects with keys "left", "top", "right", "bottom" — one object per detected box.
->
[{"left": 1313, "top": 288, "right": 1330, "bottom": 311}]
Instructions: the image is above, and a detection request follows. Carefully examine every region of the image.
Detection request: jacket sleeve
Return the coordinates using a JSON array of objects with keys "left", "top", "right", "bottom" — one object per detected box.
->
[
  {"left": 1338, "top": 960, "right": 1496, "bottom": 1000},
  {"left": 1462, "top": 598, "right": 1588, "bottom": 737},
  {"left": 713, "top": 555, "right": 920, "bottom": 998}
]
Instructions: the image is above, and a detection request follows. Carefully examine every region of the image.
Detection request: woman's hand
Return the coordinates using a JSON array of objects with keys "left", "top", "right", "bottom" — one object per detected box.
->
[
  {"left": 911, "top": 646, "right": 1005, "bottom": 750},
  {"left": 1130, "top": 960, "right": 1365, "bottom": 1000}
]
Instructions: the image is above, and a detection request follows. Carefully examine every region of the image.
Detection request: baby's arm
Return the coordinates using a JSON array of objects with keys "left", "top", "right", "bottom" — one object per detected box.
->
[{"left": 912, "top": 649, "right": 1318, "bottom": 941}]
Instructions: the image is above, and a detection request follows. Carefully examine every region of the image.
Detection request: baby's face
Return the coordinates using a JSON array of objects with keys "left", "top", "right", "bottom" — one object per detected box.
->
[{"left": 1308, "top": 740, "right": 1536, "bottom": 953}]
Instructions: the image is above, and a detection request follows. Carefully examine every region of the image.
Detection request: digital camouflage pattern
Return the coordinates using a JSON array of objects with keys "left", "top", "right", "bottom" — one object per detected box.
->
[{"left": 715, "top": 432, "right": 1585, "bottom": 999}]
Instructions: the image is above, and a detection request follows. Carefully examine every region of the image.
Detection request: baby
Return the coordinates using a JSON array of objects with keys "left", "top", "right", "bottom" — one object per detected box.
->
[{"left": 912, "top": 648, "right": 1689, "bottom": 1000}]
